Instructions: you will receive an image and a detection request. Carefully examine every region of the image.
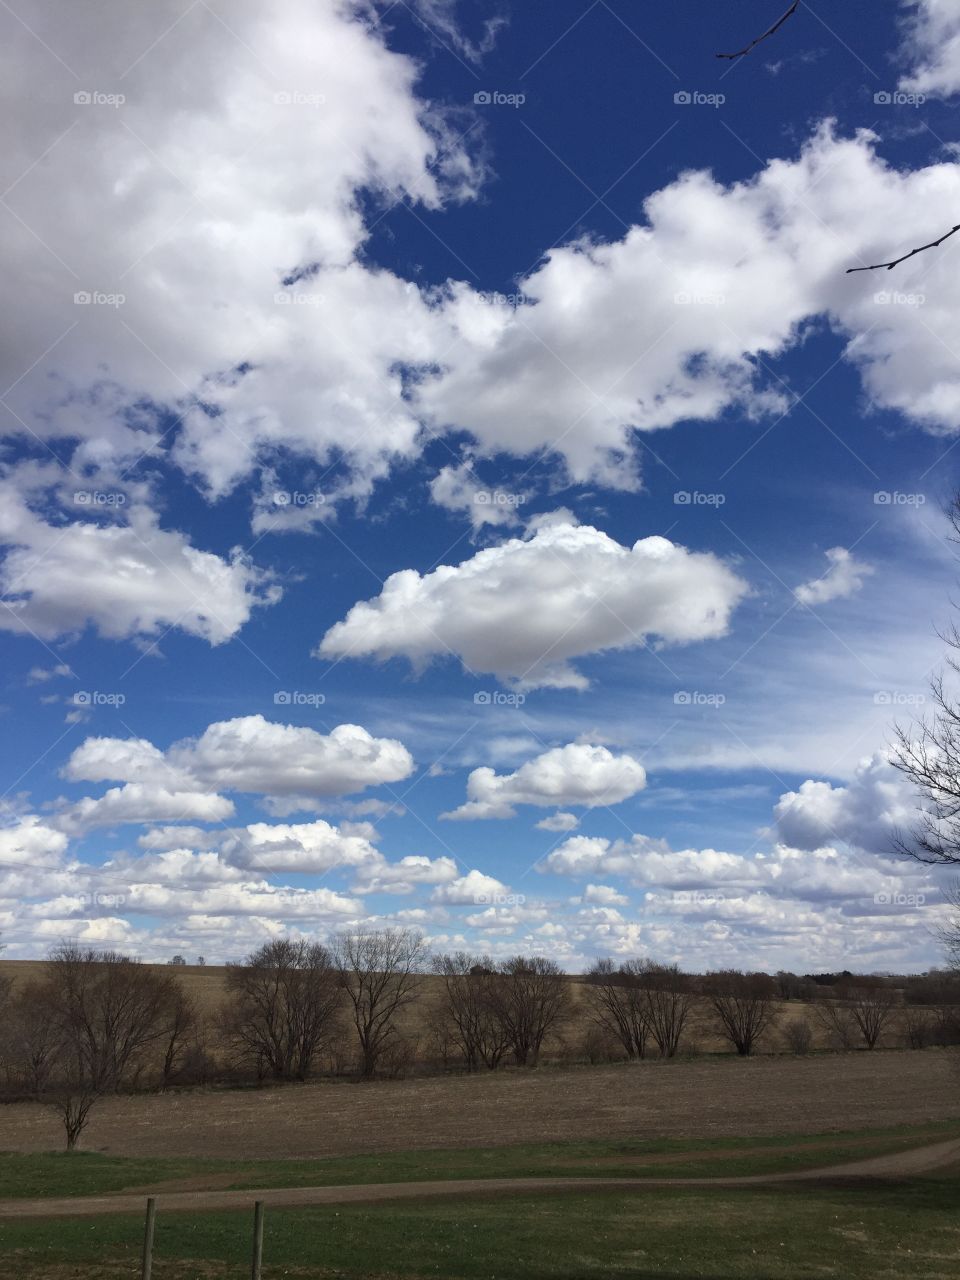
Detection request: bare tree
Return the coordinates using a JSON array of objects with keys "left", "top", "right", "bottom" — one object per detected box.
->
[
  {"left": 159, "top": 985, "right": 198, "bottom": 1089},
  {"left": 814, "top": 996, "right": 858, "bottom": 1050},
  {"left": 783, "top": 1017, "right": 813, "bottom": 1054},
  {"left": 334, "top": 927, "right": 425, "bottom": 1079},
  {"left": 222, "top": 939, "right": 340, "bottom": 1082},
  {"left": 848, "top": 986, "right": 897, "bottom": 1050},
  {"left": 487, "top": 956, "right": 569, "bottom": 1067},
  {"left": 431, "top": 952, "right": 510, "bottom": 1071},
  {"left": 890, "top": 497, "right": 960, "bottom": 868},
  {"left": 642, "top": 963, "right": 694, "bottom": 1058},
  {"left": 4, "top": 981, "right": 63, "bottom": 1096},
  {"left": 45, "top": 944, "right": 183, "bottom": 1092},
  {"left": 706, "top": 971, "right": 778, "bottom": 1056},
  {"left": 583, "top": 959, "right": 649, "bottom": 1059}
]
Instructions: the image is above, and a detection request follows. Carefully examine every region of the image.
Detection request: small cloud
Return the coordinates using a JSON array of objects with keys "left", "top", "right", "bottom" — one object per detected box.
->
[
  {"left": 536, "top": 811, "right": 580, "bottom": 832},
  {"left": 794, "top": 547, "right": 873, "bottom": 606}
]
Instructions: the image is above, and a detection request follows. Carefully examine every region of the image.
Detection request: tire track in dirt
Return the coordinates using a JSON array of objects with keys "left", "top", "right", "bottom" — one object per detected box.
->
[{"left": 3, "top": 1136, "right": 959, "bottom": 1219}]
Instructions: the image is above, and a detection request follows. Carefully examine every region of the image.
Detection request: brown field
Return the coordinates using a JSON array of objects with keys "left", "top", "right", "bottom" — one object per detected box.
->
[
  {"left": 0, "top": 959, "right": 925, "bottom": 1065},
  {"left": 0, "top": 1047, "right": 956, "bottom": 1160}
]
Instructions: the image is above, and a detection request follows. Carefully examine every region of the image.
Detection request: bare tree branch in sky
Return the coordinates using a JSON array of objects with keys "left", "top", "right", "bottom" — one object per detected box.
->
[
  {"left": 846, "top": 223, "right": 960, "bottom": 273},
  {"left": 716, "top": 1, "right": 800, "bottom": 60}
]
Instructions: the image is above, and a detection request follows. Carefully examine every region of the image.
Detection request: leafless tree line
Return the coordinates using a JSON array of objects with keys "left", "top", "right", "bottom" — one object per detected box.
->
[{"left": 2, "top": 933, "right": 958, "bottom": 1149}]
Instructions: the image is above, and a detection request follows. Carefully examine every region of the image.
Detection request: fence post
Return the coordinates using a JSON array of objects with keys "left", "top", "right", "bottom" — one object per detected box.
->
[
  {"left": 141, "top": 1197, "right": 156, "bottom": 1280},
  {"left": 251, "top": 1200, "right": 265, "bottom": 1280}
]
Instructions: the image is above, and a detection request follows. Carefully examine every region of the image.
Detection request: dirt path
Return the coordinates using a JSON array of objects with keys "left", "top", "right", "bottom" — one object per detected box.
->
[{"left": 3, "top": 1136, "right": 958, "bottom": 1220}]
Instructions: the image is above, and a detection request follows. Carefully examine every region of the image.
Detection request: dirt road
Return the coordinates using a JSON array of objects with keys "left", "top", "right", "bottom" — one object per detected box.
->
[{"left": 3, "top": 1135, "right": 957, "bottom": 1219}]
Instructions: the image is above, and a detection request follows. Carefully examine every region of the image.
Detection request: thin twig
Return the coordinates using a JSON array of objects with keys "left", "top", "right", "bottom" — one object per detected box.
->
[
  {"left": 716, "top": 1, "right": 800, "bottom": 60},
  {"left": 846, "top": 222, "right": 960, "bottom": 273}
]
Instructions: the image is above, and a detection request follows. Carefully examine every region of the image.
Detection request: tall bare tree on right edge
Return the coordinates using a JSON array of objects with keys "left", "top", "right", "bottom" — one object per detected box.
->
[{"left": 889, "top": 495, "right": 960, "bottom": 965}]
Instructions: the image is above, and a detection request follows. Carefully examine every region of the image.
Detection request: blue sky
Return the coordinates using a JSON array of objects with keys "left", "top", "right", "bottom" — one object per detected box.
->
[{"left": 1, "top": 0, "right": 960, "bottom": 969}]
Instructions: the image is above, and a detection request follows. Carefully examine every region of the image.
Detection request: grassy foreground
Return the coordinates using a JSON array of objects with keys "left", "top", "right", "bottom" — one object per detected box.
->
[{"left": 0, "top": 1123, "right": 958, "bottom": 1277}]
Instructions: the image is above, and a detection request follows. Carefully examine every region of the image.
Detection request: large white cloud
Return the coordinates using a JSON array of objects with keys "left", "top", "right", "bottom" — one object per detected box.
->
[
  {"left": 0, "top": 467, "right": 277, "bottom": 644},
  {"left": 59, "top": 715, "right": 415, "bottom": 829},
  {"left": 900, "top": 0, "right": 960, "bottom": 97},
  {"left": 318, "top": 521, "right": 749, "bottom": 690},
  {"left": 442, "top": 742, "right": 648, "bottom": 820},
  {"left": 774, "top": 752, "right": 918, "bottom": 855}
]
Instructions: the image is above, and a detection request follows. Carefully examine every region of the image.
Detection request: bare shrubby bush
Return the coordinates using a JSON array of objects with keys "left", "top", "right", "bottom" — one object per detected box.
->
[
  {"left": 903, "top": 1005, "right": 934, "bottom": 1050},
  {"left": 583, "top": 959, "right": 693, "bottom": 1060},
  {"left": 582, "top": 1024, "right": 626, "bottom": 1064},
  {"left": 814, "top": 997, "right": 858, "bottom": 1050},
  {"left": 783, "top": 1017, "right": 813, "bottom": 1055},
  {"left": 334, "top": 927, "right": 426, "bottom": 1079},
  {"left": 378, "top": 1034, "right": 420, "bottom": 1079},
  {"left": 847, "top": 986, "right": 897, "bottom": 1049},
  {"left": 705, "top": 971, "right": 779, "bottom": 1056},
  {"left": 221, "top": 939, "right": 340, "bottom": 1082},
  {"left": 431, "top": 953, "right": 510, "bottom": 1071},
  {"left": 583, "top": 960, "right": 649, "bottom": 1059},
  {"left": 12, "top": 945, "right": 191, "bottom": 1148},
  {"left": 486, "top": 956, "right": 570, "bottom": 1068}
]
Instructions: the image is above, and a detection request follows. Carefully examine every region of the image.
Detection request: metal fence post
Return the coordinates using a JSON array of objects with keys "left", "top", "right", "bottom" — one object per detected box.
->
[
  {"left": 251, "top": 1200, "right": 265, "bottom": 1280},
  {"left": 141, "top": 1197, "right": 156, "bottom": 1280}
]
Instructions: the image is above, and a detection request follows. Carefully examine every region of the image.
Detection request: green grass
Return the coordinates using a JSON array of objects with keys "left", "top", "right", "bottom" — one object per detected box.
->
[
  {"left": 1, "top": 1119, "right": 959, "bottom": 1200},
  {"left": 2, "top": 1178, "right": 960, "bottom": 1278}
]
